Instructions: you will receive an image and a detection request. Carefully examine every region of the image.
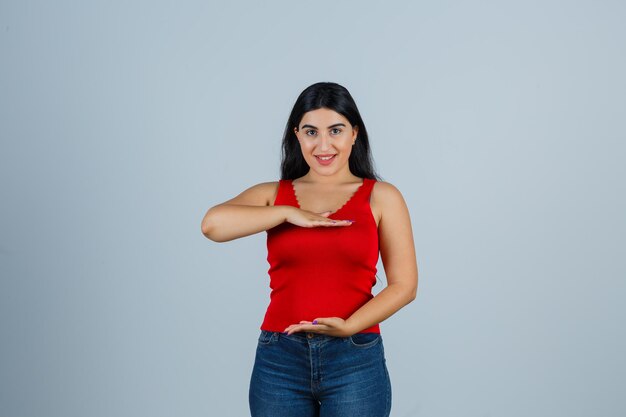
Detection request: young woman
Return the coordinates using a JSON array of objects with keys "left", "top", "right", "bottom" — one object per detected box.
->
[{"left": 201, "top": 82, "right": 418, "bottom": 417}]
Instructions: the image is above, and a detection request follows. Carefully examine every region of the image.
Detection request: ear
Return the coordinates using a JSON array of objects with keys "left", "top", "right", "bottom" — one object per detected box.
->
[{"left": 352, "top": 125, "right": 359, "bottom": 140}]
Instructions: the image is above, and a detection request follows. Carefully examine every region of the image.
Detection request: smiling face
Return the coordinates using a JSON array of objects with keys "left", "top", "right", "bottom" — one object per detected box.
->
[{"left": 293, "top": 108, "right": 358, "bottom": 178}]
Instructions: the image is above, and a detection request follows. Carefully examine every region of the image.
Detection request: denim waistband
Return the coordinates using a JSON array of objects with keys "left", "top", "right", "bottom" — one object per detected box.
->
[
  {"left": 260, "top": 329, "right": 384, "bottom": 347},
  {"left": 261, "top": 329, "right": 348, "bottom": 345}
]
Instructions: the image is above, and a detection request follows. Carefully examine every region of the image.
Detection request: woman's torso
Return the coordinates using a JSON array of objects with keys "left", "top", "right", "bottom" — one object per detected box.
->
[{"left": 260, "top": 177, "right": 382, "bottom": 334}]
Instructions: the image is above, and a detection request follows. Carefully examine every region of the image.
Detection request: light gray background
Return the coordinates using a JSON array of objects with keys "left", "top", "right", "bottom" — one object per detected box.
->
[{"left": 1, "top": 1, "right": 624, "bottom": 416}]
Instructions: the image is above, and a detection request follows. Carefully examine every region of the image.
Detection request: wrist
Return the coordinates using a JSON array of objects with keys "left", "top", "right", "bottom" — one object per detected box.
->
[
  {"left": 344, "top": 318, "right": 360, "bottom": 336},
  {"left": 279, "top": 205, "right": 295, "bottom": 223}
]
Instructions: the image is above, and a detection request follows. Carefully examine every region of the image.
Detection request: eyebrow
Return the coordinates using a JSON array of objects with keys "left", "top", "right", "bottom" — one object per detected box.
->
[{"left": 301, "top": 123, "right": 346, "bottom": 129}]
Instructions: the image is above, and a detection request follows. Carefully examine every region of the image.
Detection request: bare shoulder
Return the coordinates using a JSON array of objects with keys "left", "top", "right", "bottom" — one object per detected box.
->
[
  {"left": 370, "top": 180, "right": 409, "bottom": 226},
  {"left": 371, "top": 180, "right": 405, "bottom": 201},
  {"left": 217, "top": 181, "right": 280, "bottom": 207}
]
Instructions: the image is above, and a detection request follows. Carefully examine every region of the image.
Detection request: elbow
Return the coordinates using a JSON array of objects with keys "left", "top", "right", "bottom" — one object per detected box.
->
[
  {"left": 201, "top": 227, "right": 225, "bottom": 243},
  {"left": 405, "top": 286, "right": 417, "bottom": 303},
  {"left": 201, "top": 215, "right": 222, "bottom": 242},
  {"left": 202, "top": 228, "right": 224, "bottom": 243},
  {"left": 201, "top": 216, "right": 212, "bottom": 237},
  {"left": 201, "top": 219, "right": 232, "bottom": 243},
  {"left": 389, "top": 279, "right": 418, "bottom": 303},
  {"left": 409, "top": 272, "right": 419, "bottom": 301},
  {"left": 407, "top": 280, "right": 418, "bottom": 302},
  {"left": 201, "top": 224, "right": 213, "bottom": 240}
]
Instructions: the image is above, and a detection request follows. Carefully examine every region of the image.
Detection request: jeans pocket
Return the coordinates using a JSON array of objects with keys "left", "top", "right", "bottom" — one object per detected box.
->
[
  {"left": 258, "top": 330, "right": 276, "bottom": 345},
  {"left": 349, "top": 332, "right": 382, "bottom": 348}
]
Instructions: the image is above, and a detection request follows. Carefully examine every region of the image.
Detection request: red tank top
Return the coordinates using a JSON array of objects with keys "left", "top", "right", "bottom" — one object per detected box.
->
[{"left": 260, "top": 177, "right": 381, "bottom": 334}]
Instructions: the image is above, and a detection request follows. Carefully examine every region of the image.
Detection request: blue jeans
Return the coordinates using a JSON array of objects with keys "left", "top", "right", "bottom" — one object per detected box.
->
[{"left": 249, "top": 330, "right": 392, "bottom": 417}]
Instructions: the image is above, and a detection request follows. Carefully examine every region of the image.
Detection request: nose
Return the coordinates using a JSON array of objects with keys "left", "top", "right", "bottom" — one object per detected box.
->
[{"left": 318, "top": 132, "right": 333, "bottom": 151}]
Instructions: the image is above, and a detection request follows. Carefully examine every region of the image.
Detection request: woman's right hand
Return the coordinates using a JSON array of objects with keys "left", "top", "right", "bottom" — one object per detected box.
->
[{"left": 285, "top": 207, "right": 354, "bottom": 228}]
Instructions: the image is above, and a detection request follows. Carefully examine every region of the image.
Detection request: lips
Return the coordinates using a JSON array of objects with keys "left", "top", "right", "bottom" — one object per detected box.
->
[{"left": 315, "top": 154, "right": 337, "bottom": 165}]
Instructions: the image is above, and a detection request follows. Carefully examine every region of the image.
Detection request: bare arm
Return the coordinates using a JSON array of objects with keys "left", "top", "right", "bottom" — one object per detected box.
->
[
  {"left": 344, "top": 181, "right": 418, "bottom": 333},
  {"left": 201, "top": 181, "right": 354, "bottom": 243},
  {"left": 201, "top": 182, "right": 291, "bottom": 242},
  {"left": 202, "top": 205, "right": 293, "bottom": 242}
]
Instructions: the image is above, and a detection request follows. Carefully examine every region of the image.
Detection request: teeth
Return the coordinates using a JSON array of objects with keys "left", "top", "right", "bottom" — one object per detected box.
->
[{"left": 317, "top": 155, "right": 335, "bottom": 160}]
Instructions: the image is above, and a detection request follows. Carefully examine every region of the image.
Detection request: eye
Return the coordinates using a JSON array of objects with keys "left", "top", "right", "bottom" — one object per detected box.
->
[
  {"left": 305, "top": 129, "right": 316, "bottom": 136},
  {"left": 331, "top": 128, "right": 342, "bottom": 134}
]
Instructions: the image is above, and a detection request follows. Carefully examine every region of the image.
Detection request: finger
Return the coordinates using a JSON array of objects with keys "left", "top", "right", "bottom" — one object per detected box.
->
[
  {"left": 314, "top": 219, "right": 351, "bottom": 226},
  {"left": 309, "top": 216, "right": 351, "bottom": 223},
  {"left": 287, "top": 324, "right": 329, "bottom": 335},
  {"left": 284, "top": 323, "right": 309, "bottom": 332},
  {"left": 285, "top": 325, "right": 307, "bottom": 335}
]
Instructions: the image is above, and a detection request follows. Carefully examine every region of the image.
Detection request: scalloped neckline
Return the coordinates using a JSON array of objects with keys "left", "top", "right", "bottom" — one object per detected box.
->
[{"left": 289, "top": 178, "right": 367, "bottom": 217}]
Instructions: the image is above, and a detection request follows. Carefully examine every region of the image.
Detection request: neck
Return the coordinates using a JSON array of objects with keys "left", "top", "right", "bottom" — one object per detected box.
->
[{"left": 300, "top": 170, "right": 361, "bottom": 185}]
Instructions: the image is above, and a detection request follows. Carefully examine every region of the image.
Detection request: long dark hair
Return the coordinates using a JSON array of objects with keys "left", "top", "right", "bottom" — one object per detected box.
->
[{"left": 279, "top": 82, "right": 383, "bottom": 181}]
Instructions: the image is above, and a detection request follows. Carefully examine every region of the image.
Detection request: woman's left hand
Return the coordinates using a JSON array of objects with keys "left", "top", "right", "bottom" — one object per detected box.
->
[{"left": 283, "top": 317, "right": 352, "bottom": 337}]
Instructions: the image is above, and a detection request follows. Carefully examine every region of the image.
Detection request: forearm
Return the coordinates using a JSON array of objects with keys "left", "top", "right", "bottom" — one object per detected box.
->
[
  {"left": 346, "top": 283, "right": 416, "bottom": 335},
  {"left": 201, "top": 204, "right": 292, "bottom": 242}
]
